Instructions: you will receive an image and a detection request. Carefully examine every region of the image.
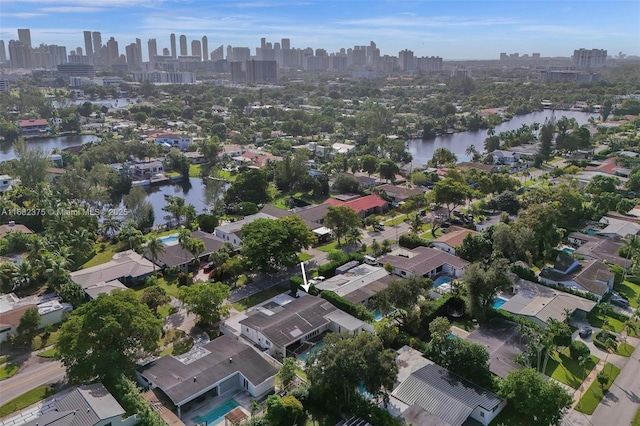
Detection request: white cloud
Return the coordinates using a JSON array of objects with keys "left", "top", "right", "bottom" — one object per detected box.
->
[
  {"left": 2, "top": 12, "right": 45, "bottom": 18},
  {"left": 40, "top": 6, "right": 104, "bottom": 13}
]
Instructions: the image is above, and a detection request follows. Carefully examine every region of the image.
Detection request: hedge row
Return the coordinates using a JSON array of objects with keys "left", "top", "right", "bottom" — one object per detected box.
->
[
  {"left": 320, "top": 290, "right": 374, "bottom": 322},
  {"left": 399, "top": 234, "right": 431, "bottom": 249},
  {"left": 316, "top": 253, "right": 365, "bottom": 278},
  {"left": 510, "top": 264, "right": 539, "bottom": 283},
  {"left": 593, "top": 330, "right": 618, "bottom": 351}
]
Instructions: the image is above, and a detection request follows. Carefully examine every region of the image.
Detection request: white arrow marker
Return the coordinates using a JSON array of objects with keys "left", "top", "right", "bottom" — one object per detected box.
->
[{"left": 300, "top": 262, "right": 311, "bottom": 293}]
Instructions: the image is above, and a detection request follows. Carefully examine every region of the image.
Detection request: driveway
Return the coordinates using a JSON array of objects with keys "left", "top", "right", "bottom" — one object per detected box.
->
[{"left": 362, "top": 222, "right": 410, "bottom": 247}]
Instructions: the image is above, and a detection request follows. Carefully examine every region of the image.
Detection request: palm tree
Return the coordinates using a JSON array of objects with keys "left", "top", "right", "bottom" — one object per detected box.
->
[
  {"left": 346, "top": 227, "right": 362, "bottom": 247},
  {"left": 101, "top": 215, "right": 122, "bottom": 238},
  {"left": 46, "top": 258, "right": 71, "bottom": 292},
  {"left": 623, "top": 236, "right": 640, "bottom": 280},
  {"left": 409, "top": 214, "right": 423, "bottom": 235},
  {"left": 0, "top": 261, "right": 18, "bottom": 292},
  {"left": 27, "top": 237, "right": 48, "bottom": 261},
  {"left": 178, "top": 229, "right": 192, "bottom": 271},
  {"left": 370, "top": 239, "right": 382, "bottom": 257},
  {"left": 70, "top": 229, "right": 94, "bottom": 257},
  {"left": 562, "top": 308, "right": 573, "bottom": 324},
  {"left": 144, "top": 238, "right": 165, "bottom": 273},
  {"left": 187, "top": 238, "right": 206, "bottom": 265},
  {"left": 12, "top": 260, "right": 33, "bottom": 290}
]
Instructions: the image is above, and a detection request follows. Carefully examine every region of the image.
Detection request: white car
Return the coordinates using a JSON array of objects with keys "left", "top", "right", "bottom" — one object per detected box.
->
[{"left": 315, "top": 276, "right": 326, "bottom": 281}]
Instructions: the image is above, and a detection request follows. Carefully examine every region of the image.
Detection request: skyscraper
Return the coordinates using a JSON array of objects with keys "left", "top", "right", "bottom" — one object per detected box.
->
[
  {"left": 135, "top": 38, "right": 143, "bottom": 65},
  {"left": 83, "top": 31, "right": 93, "bottom": 57},
  {"left": 126, "top": 43, "right": 141, "bottom": 69},
  {"left": 162, "top": 47, "right": 170, "bottom": 56},
  {"left": 201, "top": 36, "right": 208, "bottom": 61},
  {"left": 170, "top": 33, "right": 177, "bottom": 59},
  {"left": 106, "top": 37, "right": 119, "bottom": 66},
  {"left": 8, "top": 40, "right": 32, "bottom": 68},
  {"left": 179, "top": 35, "right": 187, "bottom": 56},
  {"left": 211, "top": 45, "right": 223, "bottom": 61},
  {"left": 281, "top": 38, "right": 290, "bottom": 50},
  {"left": 92, "top": 32, "right": 102, "bottom": 64},
  {"left": 148, "top": 39, "right": 158, "bottom": 61},
  {"left": 191, "top": 40, "right": 201, "bottom": 59},
  {"left": 17, "top": 29, "right": 32, "bottom": 49},
  {"left": 0, "top": 40, "right": 6, "bottom": 63}
]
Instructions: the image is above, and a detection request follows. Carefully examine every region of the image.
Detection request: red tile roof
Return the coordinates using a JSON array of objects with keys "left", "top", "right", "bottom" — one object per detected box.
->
[
  {"left": 17, "top": 119, "right": 48, "bottom": 127},
  {"left": 325, "top": 194, "right": 388, "bottom": 213}
]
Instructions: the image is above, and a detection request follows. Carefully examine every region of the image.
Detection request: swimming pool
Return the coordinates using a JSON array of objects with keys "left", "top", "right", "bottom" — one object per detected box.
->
[
  {"left": 160, "top": 234, "right": 178, "bottom": 245},
  {"left": 298, "top": 342, "right": 325, "bottom": 361},
  {"left": 493, "top": 297, "right": 508, "bottom": 309},
  {"left": 433, "top": 276, "right": 452, "bottom": 287},
  {"left": 373, "top": 310, "right": 384, "bottom": 322},
  {"left": 561, "top": 247, "right": 575, "bottom": 254},
  {"left": 194, "top": 399, "right": 240, "bottom": 425}
]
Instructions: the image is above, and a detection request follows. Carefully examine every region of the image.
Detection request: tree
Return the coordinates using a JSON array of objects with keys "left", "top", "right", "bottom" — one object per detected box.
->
[
  {"left": 601, "top": 99, "right": 612, "bottom": 122},
  {"left": 13, "top": 139, "right": 52, "bottom": 189},
  {"left": 179, "top": 282, "right": 230, "bottom": 326},
  {"left": 457, "top": 233, "right": 492, "bottom": 263},
  {"left": 431, "top": 148, "right": 458, "bottom": 167},
  {"left": 59, "top": 281, "right": 85, "bottom": 307},
  {"left": 56, "top": 290, "right": 162, "bottom": 382},
  {"left": 306, "top": 333, "right": 398, "bottom": 412},
  {"left": 241, "top": 216, "right": 316, "bottom": 272},
  {"left": 123, "top": 187, "right": 156, "bottom": 229},
  {"left": 361, "top": 154, "right": 379, "bottom": 176},
  {"left": 266, "top": 395, "right": 305, "bottom": 425},
  {"left": 325, "top": 205, "right": 361, "bottom": 246},
  {"left": 224, "top": 168, "right": 270, "bottom": 205},
  {"left": 332, "top": 173, "right": 362, "bottom": 194},
  {"left": 597, "top": 371, "right": 610, "bottom": 390},
  {"left": 143, "top": 238, "right": 165, "bottom": 273},
  {"left": 278, "top": 357, "right": 297, "bottom": 389},
  {"left": 186, "top": 238, "right": 206, "bottom": 264},
  {"left": 140, "top": 286, "right": 170, "bottom": 316},
  {"left": 17, "top": 307, "right": 41, "bottom": 346},
  {"left": 499, "top": 368, "right": 572, "bottom": 425},
  {"left": 378, "top": 159, "right": 399, "bottom": 182},
  {"left": 464, "top": 258, "right": 512, "bottom": 321},
  {"left": 431, "top": 177, "right": 471, "bottom": 217}
]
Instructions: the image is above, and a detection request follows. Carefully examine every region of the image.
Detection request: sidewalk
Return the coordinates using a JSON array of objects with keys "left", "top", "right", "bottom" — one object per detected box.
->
[{"left": 571, "top": 358, "right": 606, "bottom": 409}]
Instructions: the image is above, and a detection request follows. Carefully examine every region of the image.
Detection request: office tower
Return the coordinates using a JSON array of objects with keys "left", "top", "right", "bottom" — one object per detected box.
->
[
  {"left": 191, "top": 40, "right": 201, "bottom": 59},
  {"left": 170, "top": 33, "right": 177, "bottom": 58},
  {"left": 227, "top": 45, "right": 232, "bottom": 60},
  {"left": 135, "top": 38, "right": 143, "bottom": 65},
  {"left": 246, "top": 60, "right": 277, "bottom": 83},
  {"left": 92, "top": 32, "right": 102, "bottom": 64},
  {"left": 573, "top": 48, "right": 607, "bottom": 68},
  {"left": 106, "top": 37, "right": 119, "bottom": 65},
  {"left": 179, "top": 35, "right": 187, "bottom": 56},
  {"left": 76, "top": 47, "right": 83, "bottom": 56},
  {"left": 281, "top": 38, "right": 290, "bottom": 50},
  {"left": 0, "top": 40, "right": 6, "bottom": 63},
  {"left": 8, "top": 40, "right": 32, "bottom": 68},
  {"left": 83, "top": 31, "right": 93, "bottom": 57},
  {"left": 162, "top": 47, "right": 170, "bottom": 56},
  {"left": 126, "top": 43, "right": 141, "bottom": 69},
  {"left": 201, "top": 36, "right": 208, "bottom": 61},
  {"left": 148, "top": 39, "right": 157, "bottom": 61},
  {"left": 261, "top": 37, "right": 266, "bottom": 48},
  {"left": 211, "top": 45, "right": 223, "bottom": 61},
  {"left": 17, "top": 29, "right": 32, "bottom": 49},
  {"left": 398, "top": 49, "right": 414, "bottom": 71}
]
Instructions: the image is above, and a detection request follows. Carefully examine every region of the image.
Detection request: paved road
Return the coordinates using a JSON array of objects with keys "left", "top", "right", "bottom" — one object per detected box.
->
[{"left": 0, "top": 360, "right": 65, "bottom": 403}]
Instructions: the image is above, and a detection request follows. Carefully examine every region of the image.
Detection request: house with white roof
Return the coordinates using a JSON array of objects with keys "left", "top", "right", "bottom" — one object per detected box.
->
[
  {"left": 0, "top": 293, "right": 72, "bottom": 343},
  {"left": 214, "top": 212, "right": 275, "bottom": 247},
  {"left": 598, "top": 217, "right": 640, "bottom": 239},
  {"left": 69, "top": 250, "right": 155, "bottom": 289},
  {"left": 315, "top": 264, "right": 393, "bottom": 305},
  {"left": 154, "top": 133, "right": 193, "bottom": 151},
  {"left": 377, "top": 246, "right": 469, "bottom": 279},
  {"left": 0, "top": 175, "right": 14, "bottom": 195}
]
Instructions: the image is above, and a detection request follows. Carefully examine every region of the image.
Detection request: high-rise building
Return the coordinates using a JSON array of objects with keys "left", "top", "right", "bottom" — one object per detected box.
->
[
  {"left": 0, "top": 40, "right": 6, "bottom": 63},
  {"left": 179, "top": 35, "right": 187, "bottom": 56},
  {"left": 92, "top": 32, "right": 102, "bottom": 64},
  {"left": 211, "top": 45, "right": 224, "bottom": 61},
  {"left": 573, "top": 48, "right": 607, "bottom": 68},
  {"left": 106, "top": 37, "right": 119, "bottom": 66},
  {"left": 126, "top": 43, "right": 141, "bottom": 69},
  {"left": 191, "top": 40, "right": 201, "bottom": 59},
  {"left": 135, "top": 38, "right": 143, "bottom": 65},
  {"left": 201, "top": 36, "right": 208, "bottom": 61},
  {"left": 148, "top": 39, "right": 158, "bottom": 62},
  {"left": 8, "top": 40, "right": 32, "bottom": 69},
  {"left": 170, "top": 33, "right": 177, "bottom": 59},
  {"left": 162, "top": 47, "right": 170, "bottom": 56},
  {"left": 83, "top": 31, "right": 93, "bottom": 57},
  {"left": 398, "top": 49, "right": 414, "bottom": 71},
  {"left": 76, "top": 47, "right": 83, "bottom": 56},
  {"left": 17, "top": 29, "right": 32, "bottom": 49},
  {"left": 281, "top": 38, "right": 290, "bottom": 50}
]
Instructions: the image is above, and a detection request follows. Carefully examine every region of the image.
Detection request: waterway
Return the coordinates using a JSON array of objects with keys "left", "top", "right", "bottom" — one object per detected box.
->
[
  {"left": 407, "top": 110, "right": 598, "bottom": 165},
  {"left": 0, "top": 134, "right": 100, "bottom": 161}
]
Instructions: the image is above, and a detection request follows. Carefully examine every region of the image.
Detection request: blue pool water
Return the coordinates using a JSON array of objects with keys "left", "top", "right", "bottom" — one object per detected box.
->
[
  {"left": 373, "top": 310, "right": 384, "bottom": 322},
  {"left": 493, "top": 297, "right": 508, "bottom": 309},
  {"left": 160, "top": 235, "right": 178, "bottom": 244},
  {"left": 433, "top": 276, "right": 452, "bottom": 287},
  {"left": 194, "top": 399, "right": 240, "bottom": 425},
  {"left": 298, "top": 342, "right": 325, "bottom": 361},
  {"left": 561, "top": 247, "right": 575, "bottom": 254}
]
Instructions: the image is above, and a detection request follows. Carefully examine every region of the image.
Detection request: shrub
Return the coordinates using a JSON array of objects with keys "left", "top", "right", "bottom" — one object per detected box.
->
[
  {"left": 593, "top": 330, "right": 618, "bottom": 351},
  {"left": 510, "top": 264, "right": 538, "bottom": 283},
  {"left": 320, "top": 290, "right": 374, "bottom": 322},
  {"left": 569, "top": 341, "right": 591, "bottom": 360},
  {"left": 399, "top": 234, "right": 430, "bottom": 249}
]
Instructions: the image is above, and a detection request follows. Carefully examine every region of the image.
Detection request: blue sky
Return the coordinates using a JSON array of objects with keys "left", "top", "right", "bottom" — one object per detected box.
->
[{"left": 2, "top": 0, "right": 639, "bottom": 60}]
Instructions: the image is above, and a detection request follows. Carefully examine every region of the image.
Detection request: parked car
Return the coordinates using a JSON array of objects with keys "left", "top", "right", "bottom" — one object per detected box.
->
[
  {"left": 611, "top": 297, "right": 630, "bottom": 308},
  {"left": 315, "top": 276, "right": 326, "bottom": 281},
  {"left": 202, "top": 263, "right": 214, "bottom": 273},
  {"left": 579, "top": 327, "right": 593, "bottom": 338},
  {"left": 373, "top": 223, "right": 385, "bottom": 231}
]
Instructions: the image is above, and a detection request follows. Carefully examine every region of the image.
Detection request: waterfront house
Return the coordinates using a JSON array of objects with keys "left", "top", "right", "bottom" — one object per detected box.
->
[
  {"left": 17, "top": 118, "right": 49, "bottom": 136},
  {"left": 153, "top": 133, "right": 193, "bottom": 151},
  {"left": 377, "top": 246, "right": 469, "bottom": 279}
]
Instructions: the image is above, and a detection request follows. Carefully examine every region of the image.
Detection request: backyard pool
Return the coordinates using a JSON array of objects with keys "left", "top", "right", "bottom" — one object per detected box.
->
[
  {"left": 193, "top": 399, "right": 240, "bottom": 426},
  {"left": 373, "top": 310, "right": 384, "bottom": 322},
  {"left": 561, "top": 246, "right": 575, "bottom": 254},
  {"left": 493, "top": 297, "right": 508, "bottom": 309},
  {"left": 160, "top": 234, "right": 178, "bottom": 245},
  {"left": 433, "top": 276, "right": 452, "bottom": 287},
  {"left": 298, "top": 342, "right": 325, "bottom": 361}
]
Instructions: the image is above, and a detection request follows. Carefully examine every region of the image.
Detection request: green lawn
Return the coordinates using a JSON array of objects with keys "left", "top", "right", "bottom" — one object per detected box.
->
[
  {"left": 0, "top": 385, "right": 56, "bottom": 418},
  {"left": 385, "top": 214, "right": 408, "bottom": 227},
  {"left": 37, "top": 347, "right": 58, "bottom": 358},
  {"left": 295, "top": 367, "right": 308, "bottom": 381},
  {"left": 588, "top": 310, "right": 626, "bottom": 333},
  {"left": 419, "top": 226, "right": 444, "bottom": 241},
  {"left": 317, "top": 241, "right": 340, "bottom": 253},
  {"left": 81, "top": 241, "right": 128, "bottom": 268},
  {"left": 0, "top": 363, "right": 20, "bottom": 380},
  {"left": 231, "top": 285, "right": 288, "bottom": 311},
  {"left": 633, "top": 406, "right": 640, "bottom": 426},
  {"left": 132, "top": 277, "right": 181, "bottom": 298},
  {"left": 490, "top": 405, "right": 537, "bottom": 426},
  {"left": 299, "top": 253, "right": 313, "bottom": 262},
  {"left": 189, "top": 164, "right": 202, "bottom": 177},
  {"left": 32, "top": 327, "right": 61, "bottom": 351},
  {"left": 616, "top": 342, "right": 635, "bottom": 357},
  {"left": 0, "top": 355, "right": 8, "bottom": 364},
  {"left": 157, "top": 304, "right": 173, "bottom": 318},
  {"left": 543, "top": 348, "right": 599, "bottom": 389},
  {"left": 575, "top": 363, "right": 621, "bottom": 414},
  {"left": 451, "top": 317, "right": 476, "bottom": 332},
  {"left": 616, "top": 280, "right": 640, "bottom": 308}
]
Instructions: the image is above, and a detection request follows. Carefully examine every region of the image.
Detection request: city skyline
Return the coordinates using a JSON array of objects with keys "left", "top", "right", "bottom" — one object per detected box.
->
[{"left": 1, "top": 0, "right": 638, "bottom": 61}]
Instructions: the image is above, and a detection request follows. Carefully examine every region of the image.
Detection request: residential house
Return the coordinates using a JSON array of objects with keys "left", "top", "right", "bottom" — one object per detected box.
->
[
  {"left": 131, "top": 160, "right": 165, "bottom": 178},
  {"left": 307, "top": 142, "right": 331, "bottom": 158},
  {"left": 539, "top": 259, "right": 615, "bottom": 301},
  {"left": 0, "top": 175, "right": 13, "bottom": 195},
  {"left": 260, "top": 204, "right": 333, "bottom": 243},
  {"left": 70, "top": 250, "right": 155, "bottom": 288},
  {"left": 17, "top": 118, "right": 49, "bottom": 136},
  {"left": 331, "top": 142, "right": 356, "bottom": 156},
  {"left": 377, "top": 184, "right": 426, "bottom": 204},
  {"left": 388, "top": 346, "right": 506, "bottom": 426},
  {"left": 315, "top": 264, "right": 393, "bottom": 306},
  {"left": 377, "top": 246, "right": 469, "bottom": 279},
  {"left": 491, "top": 150, "right": 520, "bottom": 166},
  {"left": 501, "top": 276, "right": 596, "bottom": 327},
  {"left": 585, "top": 157, "right": 633, "bottom": 179},
  {"left": 568, "top": 232, "right": 631, "bottom": 268},
  {"left": 0, "top": 293, "right": 72, "bottom": 343},
  {"left": 353, "top": 174, "right": 377, "bottom": 189},
  {"left": 219, "top": 144, "right": 246, "bottom": 160},
  {"left": 82, "top": 279, "right": 129, "bottom": 300},
  {"left": 145, "top": 231, "right": 226, "bottom": 268},
  {"left": 45, "top": 167, "right": 66, "bottom": 182},
  {"left": 154, "top": 133, "right": 193, "bottom": 151},
  {"left": 237, "top": 294, "right": 374, "bottom": 358},
  {"left": 137, "top": 335, "right": 278, "bottom": 419},
  {"left": 214, "top": 212, "right": 276, "bottom": 247},
  {"left": 597, "top": 217, "right": 640, "bottom": 239},
  {"left": 2, "top": 382, "right": 135, "bottom": 426},
  {"left": 432, "top": 226, "right": 480, "bottom": 255},
  {"left": 324, "top": 194, "right": 389, "bottom": 219},
  {"left": 183, "top": 151, "right": 207, "bottom": 164},
  {"left": 457, "top": 162, "right": 499, "bottom": 173},
  {"left": 0, "top": 222, "right": 33, "bottom": 238},
  {"left": 463, "top": 318, "right": 526, "bottom": 377}
]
